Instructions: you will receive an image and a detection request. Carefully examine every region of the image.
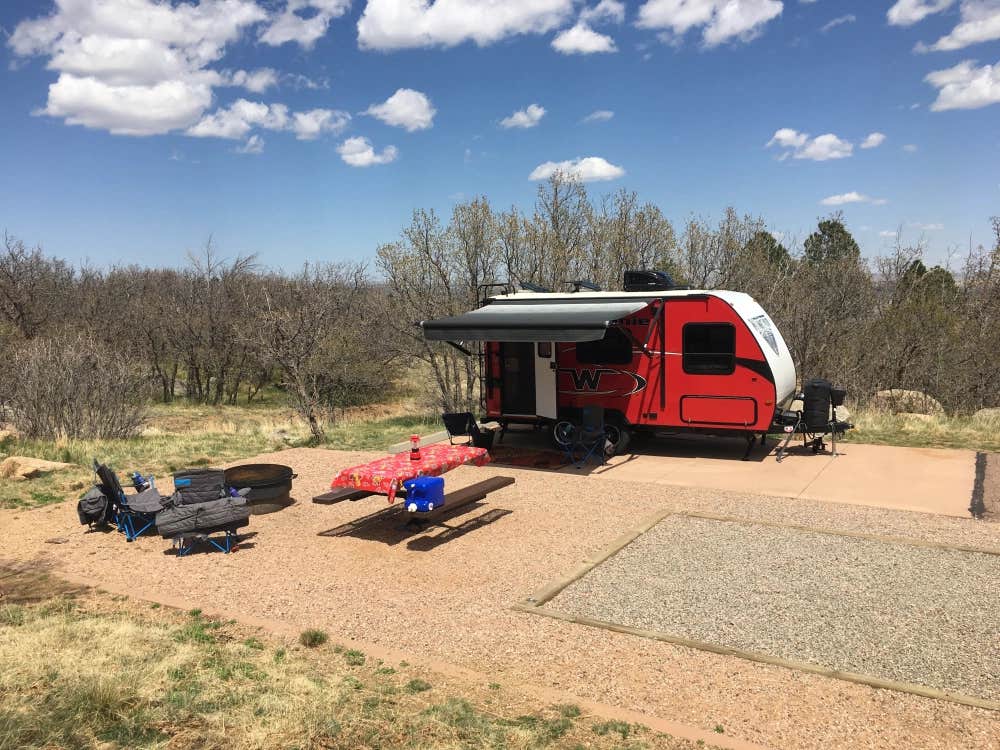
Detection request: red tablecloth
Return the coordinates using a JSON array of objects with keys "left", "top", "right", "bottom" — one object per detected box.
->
[{"left": 331, "top": 443, "right": 491, "bottom": 503}]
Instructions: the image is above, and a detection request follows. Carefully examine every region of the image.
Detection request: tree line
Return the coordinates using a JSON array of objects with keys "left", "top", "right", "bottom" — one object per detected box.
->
[{"left": 2, "top": 173, "right": 998, "bottom": 440}]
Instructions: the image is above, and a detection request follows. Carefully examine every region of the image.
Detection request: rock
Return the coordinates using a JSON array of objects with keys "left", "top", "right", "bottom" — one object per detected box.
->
[
  {"left": 872, "top": 389, "right": 944, "bottom": 415},
  {"left": 0, "top": 456, "right": 74, "bottom": 481},
  {"left": 0, "top": 428, "right": 17, "bottom": 442}
]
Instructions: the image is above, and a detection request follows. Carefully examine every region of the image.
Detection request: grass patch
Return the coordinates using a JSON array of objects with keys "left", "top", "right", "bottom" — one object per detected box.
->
[
  {"left": 0, "top": 566, "right": 709, "bottom": 750},
  {"left": 343, "top": 649, "right": 366, "bottom": 666},
  {"left": 844, "top": 408, "right": 1000, "bottom": 452},
  {"left": 298, "top": 629, "right": 329, "bottom": 648}
]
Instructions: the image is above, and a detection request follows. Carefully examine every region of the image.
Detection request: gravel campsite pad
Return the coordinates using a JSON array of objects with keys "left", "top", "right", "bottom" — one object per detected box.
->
[{"left": 548, "top": 515, "right": 1000, "bottom": 703}]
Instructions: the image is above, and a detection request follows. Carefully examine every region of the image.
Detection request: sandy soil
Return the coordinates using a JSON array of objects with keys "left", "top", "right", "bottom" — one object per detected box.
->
[{"left": 1, "top": 447, "right": 997, "bottom": 750}]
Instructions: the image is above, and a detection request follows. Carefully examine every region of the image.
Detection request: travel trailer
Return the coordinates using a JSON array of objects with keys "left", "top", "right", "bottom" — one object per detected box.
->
[{"left": 421, "top": 272, "right": 798, "bottom": 455}]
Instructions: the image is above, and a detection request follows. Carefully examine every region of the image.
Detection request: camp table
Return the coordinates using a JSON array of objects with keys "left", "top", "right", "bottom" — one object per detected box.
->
[{"left": 329, "top": 443, "right": 492, "bottom": 504}]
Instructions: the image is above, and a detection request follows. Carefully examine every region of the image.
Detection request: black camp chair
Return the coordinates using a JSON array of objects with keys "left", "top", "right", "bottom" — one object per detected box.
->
[
  {"left": 775, "top": 379, "right": 854, "bottom": 462},
  {"left": 94, "top": 460, "right": 164, "bottom": 541},
  {"left": 563, "top": 406, "right": 609, "bottom": 468},
  {"left": 441, "top": 412, "right": 495, "bottom": 449}
]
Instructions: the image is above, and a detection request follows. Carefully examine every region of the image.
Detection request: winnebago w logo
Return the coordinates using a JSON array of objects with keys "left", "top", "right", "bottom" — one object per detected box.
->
[{"left": 558, "top": 368, "right": 647, "bottom": 397}]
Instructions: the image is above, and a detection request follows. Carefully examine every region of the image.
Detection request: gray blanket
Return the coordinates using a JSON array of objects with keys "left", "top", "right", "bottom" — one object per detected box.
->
[{"left": 156, "top": 497, "right": 249, "bottom": 538}]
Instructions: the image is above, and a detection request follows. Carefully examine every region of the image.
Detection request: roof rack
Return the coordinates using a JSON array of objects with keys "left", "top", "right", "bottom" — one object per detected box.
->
[
  {"left": 519, "top": 281, "right": 552, "bottom": 293},
  {"left": 569, "top": 279, "right": 602, "bottom": 292}
]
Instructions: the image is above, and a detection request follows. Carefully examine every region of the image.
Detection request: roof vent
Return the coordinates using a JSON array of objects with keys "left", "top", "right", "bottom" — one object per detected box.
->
[{"left": 623, "top": 269, "right": 676, "bottom": 292}]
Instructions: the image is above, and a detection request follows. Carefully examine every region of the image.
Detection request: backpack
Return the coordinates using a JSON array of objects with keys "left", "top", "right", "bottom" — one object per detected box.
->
[{"left": 77, "top": 486, "right": 110, "bottom": 527}]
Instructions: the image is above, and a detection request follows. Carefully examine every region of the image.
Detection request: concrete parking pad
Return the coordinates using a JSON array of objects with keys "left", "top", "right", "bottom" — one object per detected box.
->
[
  {"left": 543, "top": 514, "right": 1000, "bottom": 706},
  {"left": 580, "top": 437, "right": 977, "bottom": 517}
]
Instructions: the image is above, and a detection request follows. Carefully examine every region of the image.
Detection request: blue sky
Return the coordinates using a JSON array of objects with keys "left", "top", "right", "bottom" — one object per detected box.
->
[{"left": 1, "top": 0, "right": 998, "bottom": 270}]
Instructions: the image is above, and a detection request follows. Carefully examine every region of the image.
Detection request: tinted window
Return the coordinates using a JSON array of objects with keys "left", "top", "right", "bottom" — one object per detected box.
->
[
  {"left": 683, "top": 323, "right": 735, "bottom": 375},
  {"left": 577, "top": 328, "right": 633, "bottom": 365}
]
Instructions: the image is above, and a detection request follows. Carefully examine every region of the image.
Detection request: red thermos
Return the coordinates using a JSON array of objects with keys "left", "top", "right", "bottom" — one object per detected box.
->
[{"left": 410, "top": 434, "right": 421, "bottom": 461}]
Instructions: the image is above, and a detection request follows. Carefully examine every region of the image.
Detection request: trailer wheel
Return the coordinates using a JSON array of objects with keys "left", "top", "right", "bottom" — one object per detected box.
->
[
  {"left": 550, "top": 420, "right": 575, "bottom": 450},
  {"left": 604, "top": 422, "right": 631, "bottom": 456}
]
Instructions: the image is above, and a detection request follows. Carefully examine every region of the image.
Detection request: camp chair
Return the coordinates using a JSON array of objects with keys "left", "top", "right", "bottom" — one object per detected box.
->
[
  {"left": 94, "top": 460, "right": 162, "bottom": 541},
  {"left": 171, "top": 526, "right": 242, "bottom": 556},
  {"left": 563, "top": 406, "right": 608, "bottom": 468},
  {"left": 441, "top": 412, "right": 495, "bottom": 449},
  {"left": 775, "top": 379, "right": 854, "bottom": 462}
]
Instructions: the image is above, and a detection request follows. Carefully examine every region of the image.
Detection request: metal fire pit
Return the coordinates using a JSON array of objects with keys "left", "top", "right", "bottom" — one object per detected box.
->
[{"left": 224, "top": 463, "right": 296, "bottom": 514}]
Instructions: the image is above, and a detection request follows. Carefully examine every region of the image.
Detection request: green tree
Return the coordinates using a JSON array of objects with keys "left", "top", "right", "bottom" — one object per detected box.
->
[{"left": 804, "top": 215, "right": 861, "bottom": 265}]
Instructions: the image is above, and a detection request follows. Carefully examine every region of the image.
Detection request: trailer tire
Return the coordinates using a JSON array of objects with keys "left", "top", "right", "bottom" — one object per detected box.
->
[{"left": 604, "top": 422, "right": 631, "bottom": 457}]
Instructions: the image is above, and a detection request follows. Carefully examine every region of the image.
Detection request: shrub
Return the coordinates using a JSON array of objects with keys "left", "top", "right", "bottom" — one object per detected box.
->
[
  {"left": 5, "top": 332, "right": 149, "bottom": 439},
  {"left": 298, "top": 629, "right": 328, "bottom": 648}
]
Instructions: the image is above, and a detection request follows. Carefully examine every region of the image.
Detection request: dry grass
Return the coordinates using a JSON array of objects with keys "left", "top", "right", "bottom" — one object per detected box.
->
[
  {"left": 844, "top": 408, "right": 1000, "bottom": 453},
  {"left": 0, "top": 568, "right": 704, "bottom": 750},
  {"left": 0, "top": 400, "right": 439, "bottom": 511}
]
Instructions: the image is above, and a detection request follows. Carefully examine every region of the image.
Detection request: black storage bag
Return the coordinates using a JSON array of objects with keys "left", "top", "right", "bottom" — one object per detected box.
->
[
  {"left": 128, "top": 487, "right": 167, "bottom": 514},
  {"left": 77, "top": 486, "right": 110, "bottom": 526},
  {"left": 172, "top": 468, "right": 226, "bottom": 505},
  {"left": 802, "top": 378, "right": 833, "bottom": 431},
  {"left": 156, "top": 497, "right": 249, "bottom": 538}
]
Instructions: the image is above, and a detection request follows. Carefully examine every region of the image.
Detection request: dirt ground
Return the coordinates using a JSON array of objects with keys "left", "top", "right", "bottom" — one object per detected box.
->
[{"left": 1, "top": 447, "right": 997, "bottom": 750}]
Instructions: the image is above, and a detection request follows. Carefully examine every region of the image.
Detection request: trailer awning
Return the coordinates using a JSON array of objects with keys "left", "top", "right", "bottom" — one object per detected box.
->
[{"left": 421, "top": 299, "right": 652, "bottom": 343}]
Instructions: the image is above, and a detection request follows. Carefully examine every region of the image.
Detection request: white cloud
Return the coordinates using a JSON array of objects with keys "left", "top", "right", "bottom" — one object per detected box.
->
[
  {"left": 820, "top": 14, "right": 855, "bottom": 33},
  {"left": 228, "top": 68, "right": 278, "bottom": 93},
  {"left": 235, "top": 134, "right": 265, "bottom": 153},
  {"left": 920, "top": 1, "right": 1000, "bottom": 52},
  {"left": 9, "top": 0, "right": 268, "bottom": 136},
  {"left": 552, "top": 23, "right": 617, "bottom": 53},
  {"left": 529, "top": 156, "right": 625, "bottom": 182},
  {"left": 186, "top": 98, "right": 349, "bottom": 140},
  {"left": 337, "top": 136, "right": 399, "bottom": 167},
  {"left": 925, "top": 59, "right": 1000, "bottom": 110},
  {"left": 887, "top": 0, "right": 955, "bottom": 26},
  {"left": 291, "top": 108, "right": 351, "bottom": 139},
  {"left": 637, "top": 0, "right": 784, "bottom": 47},
  {"left": 767, "top": 128, "right": 853, "bottom": 161},
  {"left": 356, "top": 0, "right": 574, "bottom": 50},
  {"left": 580, "top": 0, "right": 627, "bottom": 24},
  {"left": 820, "top": 192, "right": 887, "bottom": 206},
  {"left": 364, "top": 88, "right": 436, "bottom": 131},
  {"left": 259, "top": 0, "right": 351, "bottom": 48},
  {"left": 501, "top": 103, "right": 546, "bottom": 129},
  {"left": 903, "top": 143, "right": 919, "bottom": 152},
  {"left": 860, "top": 132, "right": 887, "bottom": 149},
  {"left": 910, "top": 222, "right": 945, "bottom": 230},
  {"left": 879, "top": 230, "right": 899, "bottom": 238},
  {"left": 582, "top": 109, "right": 615, "bottom": 123}
]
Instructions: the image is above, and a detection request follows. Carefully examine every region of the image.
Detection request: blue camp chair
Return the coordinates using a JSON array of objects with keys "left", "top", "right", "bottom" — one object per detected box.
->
[
  {"left": 171, "top": 527, "right": 241, "bottom": 556},
  {"left": 563, "top": 407, "right": 608, "bottom": 468},
  {"left": 94, "top": 461, "right": 161, "bottom": 542}
]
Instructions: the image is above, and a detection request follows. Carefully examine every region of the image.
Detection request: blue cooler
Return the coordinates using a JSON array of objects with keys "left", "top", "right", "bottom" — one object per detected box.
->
[{"left": 402, "top": 476, "right": 445, "bottom": 513}]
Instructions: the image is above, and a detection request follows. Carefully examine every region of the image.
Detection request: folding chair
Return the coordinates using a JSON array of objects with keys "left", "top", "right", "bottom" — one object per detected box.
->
[
  {"left": 563, "top": 406, "right": 608, "bottom": 468},
  {"left": 171, "top": 525, "right": 243, "bottom": 556},
  {"left": 775, "top": 379, "right": 854, "bottom": 462},
  {"left": 441, "top": 412, "right": 495, "bottom": 449},
  {"left": 94, "top": 460, "right": 161, "bottom": 541}
]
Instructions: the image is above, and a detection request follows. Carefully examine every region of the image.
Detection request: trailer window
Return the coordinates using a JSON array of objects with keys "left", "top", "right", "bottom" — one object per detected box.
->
[
  {"left": 683, "top": 323, "right": 735, "bottom": 375},
  {"left": 576, "top": 328, "right": 633, "bottom": 365}
]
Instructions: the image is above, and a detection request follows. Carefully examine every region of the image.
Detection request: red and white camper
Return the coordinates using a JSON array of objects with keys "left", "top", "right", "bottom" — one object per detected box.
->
[{"left": 421, "top": 274, "right": 797, "bottom": 455}]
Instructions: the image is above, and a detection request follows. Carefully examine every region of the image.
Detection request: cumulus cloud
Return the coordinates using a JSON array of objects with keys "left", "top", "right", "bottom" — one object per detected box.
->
[
  {"left": 918, "top": 1, "right": 1000, "bottom": 52},
  {"left": 860, "top": 132, "right": 887, "bottom": 149},
  {"left": 364, "top": 88, "right": 436, "bottom": 131},
  {"left": 767, "top": 128, "right": 853, "bottom": 161},
  {"left": 259, "top": 0, "right": 351, "bottom": 48},
  {"left": 337, "top": 136, "right": 399, "bottom": 167},
  {"left": 582, "top": 109, "right": 615, "bottom": 123},
  {"left": 926, "top": 59, "right": 1000, "bottom": 109},
  {"left": 552, "top": 23, "right": 617, "bottom": 53},
  {"left": 637, "top": 0, "right": 783, "bottom": 47},
  {"left": 887, "top": 0, "right": 955, "bottom": 26},
  {"left": 8, "top": 0, "right": 269, "bottom": 136},
  {"left": 186, "top": 98, "right": 349, "bottom": 140},
  {"left": 501, "top": 103, "right": 546, "bottom": 129},
  {"left": 356, "top": 0, "right": 574, "bottom": 50},
  {"left": 529, "top": 156, "right": 625, "bottom": 182},
  {"left": 910, "top": 221, "right": 945, "bottom": 230},
  {"left": 820, "top": 192, "right": 887, "bottom": 206},
  {"left": 581, "top": 0, "right": 627, "bottom": 24},
  {"left": 228, "top": 68, "right": 279, "bottom": 93}
]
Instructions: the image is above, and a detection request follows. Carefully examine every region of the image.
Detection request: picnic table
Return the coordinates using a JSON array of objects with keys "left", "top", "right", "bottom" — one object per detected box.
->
[{"left": 330, "top": 443, "right": 491, "bottom": 504}]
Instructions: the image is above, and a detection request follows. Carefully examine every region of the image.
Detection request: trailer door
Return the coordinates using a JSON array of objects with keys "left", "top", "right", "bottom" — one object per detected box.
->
[{"left": 534, "top": 342, "right": 557, "bottom": 419}]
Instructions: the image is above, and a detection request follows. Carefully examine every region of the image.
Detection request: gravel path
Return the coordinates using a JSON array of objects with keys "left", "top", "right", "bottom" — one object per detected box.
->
[
  {"left": 1, "top": 446, "right": 998, "bottom": 749},
  {"left": 549, "top": 516, "right": 1000, "bottom": 703}
]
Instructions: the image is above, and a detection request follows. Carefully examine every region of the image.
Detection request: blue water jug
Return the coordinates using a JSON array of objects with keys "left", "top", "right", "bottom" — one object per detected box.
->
[{"left": 402, "top": 475, "right": 445, "bottom": 513}]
